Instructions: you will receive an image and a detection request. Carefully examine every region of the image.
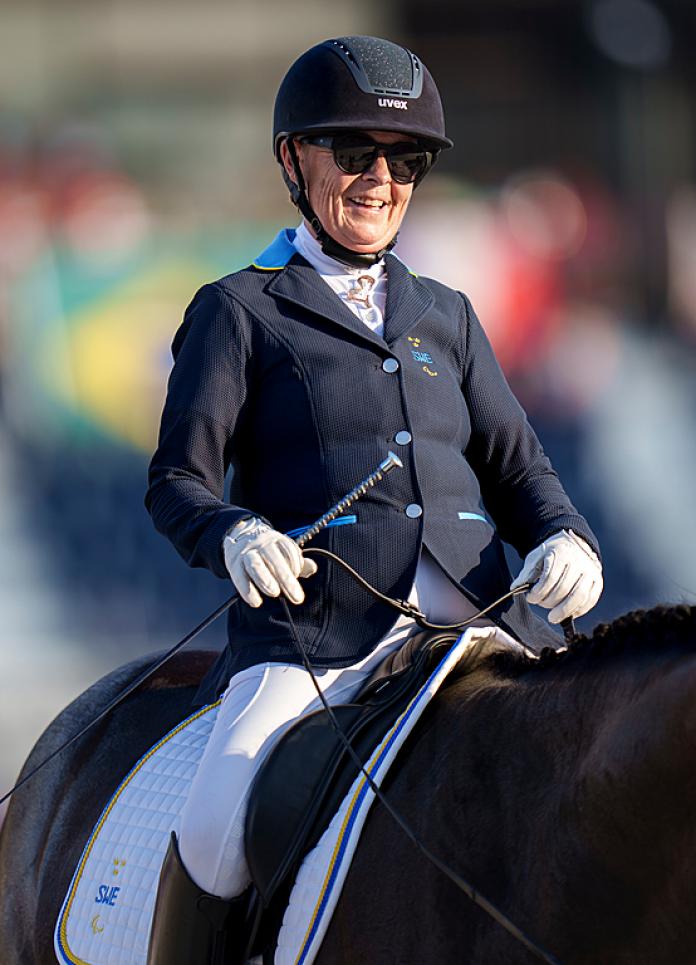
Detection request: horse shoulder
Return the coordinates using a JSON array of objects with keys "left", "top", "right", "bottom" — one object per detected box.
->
[{"left": 316, "top": 668, "right": 529, "bottom": 964}]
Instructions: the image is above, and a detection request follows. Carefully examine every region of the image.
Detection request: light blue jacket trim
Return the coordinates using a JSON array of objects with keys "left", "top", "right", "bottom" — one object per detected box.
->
[
  {"left": 252, "top": 229, "right": 419, "bottom": 277},
  {"left": 252, "top": 228, "right": 298, "bottom": 271},
  {"left": 286, "top": 515, "right": 357, "bottom": 540},
  {"left": 389, "top": 251, "right": 418, "bottom": 278},
  {"left": 458, "top": 512, "right": 487, "bottom": 523}
]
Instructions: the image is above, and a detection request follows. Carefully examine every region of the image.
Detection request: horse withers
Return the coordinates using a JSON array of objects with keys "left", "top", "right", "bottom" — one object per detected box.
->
[{"left": 1, "top": 605, "right": 696, "bottom": 964}]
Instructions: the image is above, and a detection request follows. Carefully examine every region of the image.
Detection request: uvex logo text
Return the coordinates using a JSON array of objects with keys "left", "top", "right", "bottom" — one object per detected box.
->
[{"left": 378, "top": 98, "right": 408, "bottom": 110}]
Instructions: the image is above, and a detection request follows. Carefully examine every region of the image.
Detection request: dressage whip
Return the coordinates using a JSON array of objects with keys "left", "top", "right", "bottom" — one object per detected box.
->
[
  {"left": 1, "top": 451, "right": 563, "bottom": 964},
  {"left": 0, "top": 452, "right": 404, "bottom": 807}
]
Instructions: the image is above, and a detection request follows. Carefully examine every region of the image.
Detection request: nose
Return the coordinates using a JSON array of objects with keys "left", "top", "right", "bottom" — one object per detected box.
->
[{"left": 362, "top": 151, "right": 391, "bottom": 184}]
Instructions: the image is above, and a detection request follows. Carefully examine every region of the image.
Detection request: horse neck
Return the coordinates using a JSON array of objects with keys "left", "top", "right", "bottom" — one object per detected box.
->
[
  {"left": 531, "top": 642, "right": 696, "bottom": 773},
  {"left": 469, "top": 644, "right": 696, "bottom": 794},
  {"left": 435, "top": 646, "right": 696, "bottom": 957},
  {"left": 562, "top": 646, "right": 696, "bottom": 822},
  {"left": 430, "top": 644, "right": 696, "bottom": 861}
]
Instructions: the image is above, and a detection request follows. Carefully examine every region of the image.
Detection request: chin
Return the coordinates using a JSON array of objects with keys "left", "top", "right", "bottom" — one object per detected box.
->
[
  {"left": 333, "top": 217, "right": 394, "bottom": 253},
  {"left": 338, "top": 230, "right": 391, "bottom": 253}
]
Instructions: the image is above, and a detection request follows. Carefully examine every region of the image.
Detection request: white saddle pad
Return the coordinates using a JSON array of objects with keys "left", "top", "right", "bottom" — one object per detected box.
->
[
  {"left": 55, "top": 626, "right": 528, "bottom": 965},
  {"left": 54, "top": 701, "right": 222, "bottom": 965}
]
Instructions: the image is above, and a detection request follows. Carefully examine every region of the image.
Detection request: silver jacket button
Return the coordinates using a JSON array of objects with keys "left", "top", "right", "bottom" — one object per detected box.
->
[
  {"left": 395, "top": 430, "right": 412, "bottom": 445},
  {"left": 382, "top": 358, "right": 399, "bottom": 373},
  {"left": 405, "top": 503, "right": 423, "bottom": 518}
]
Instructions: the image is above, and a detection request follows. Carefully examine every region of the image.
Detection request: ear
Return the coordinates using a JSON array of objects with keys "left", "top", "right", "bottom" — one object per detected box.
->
[{"left": 280, "top": 138, "right": 300, "bottom": 187}]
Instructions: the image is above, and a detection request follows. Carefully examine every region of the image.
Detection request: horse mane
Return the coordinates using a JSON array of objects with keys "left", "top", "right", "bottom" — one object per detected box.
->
[{"left": 491, "top": 604, "right": 696, "bottom": 677}]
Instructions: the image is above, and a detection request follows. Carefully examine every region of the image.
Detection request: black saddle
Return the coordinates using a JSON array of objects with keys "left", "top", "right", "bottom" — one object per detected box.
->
[{"left": 243, "top": 629, "right": 460, "bottom": 953}]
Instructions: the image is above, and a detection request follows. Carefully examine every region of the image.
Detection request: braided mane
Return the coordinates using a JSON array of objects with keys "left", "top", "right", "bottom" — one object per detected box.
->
[{"left": 493, "top": 604, "right": 696, "bottom": 677}]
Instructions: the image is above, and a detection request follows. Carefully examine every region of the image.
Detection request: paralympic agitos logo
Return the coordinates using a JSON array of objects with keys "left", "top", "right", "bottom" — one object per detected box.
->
[{"left": 378, "top": 98, "right": 408, "bottom": 110}]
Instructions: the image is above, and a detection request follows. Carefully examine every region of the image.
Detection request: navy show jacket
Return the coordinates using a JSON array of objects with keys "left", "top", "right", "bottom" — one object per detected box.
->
[{"left": 146, "top": 229, "right": 599, "bottom": 704}]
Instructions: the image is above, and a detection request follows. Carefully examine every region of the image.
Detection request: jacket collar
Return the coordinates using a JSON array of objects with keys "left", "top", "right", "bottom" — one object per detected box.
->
[
  {"left": 258, "top": 230, "right": 433, "bottom": 348},
  {"left": 382, "top": 254, "right": 434, "bottom": 345},
  {"left": 265, "top": 253, "right": 385, "bottom": 350}
]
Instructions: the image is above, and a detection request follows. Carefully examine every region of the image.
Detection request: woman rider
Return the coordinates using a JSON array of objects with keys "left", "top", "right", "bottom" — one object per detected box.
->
[{"left": 145, "top": 35, "right": 603, "bottom": 965}]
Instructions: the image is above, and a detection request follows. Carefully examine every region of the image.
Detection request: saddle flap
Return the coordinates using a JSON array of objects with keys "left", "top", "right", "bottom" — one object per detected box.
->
[
  {"left": 245, "top": 631, "right": 461, "bottom": 906},
  {"left": 245, "top": 704, "right": 364, "bottom": 901}
]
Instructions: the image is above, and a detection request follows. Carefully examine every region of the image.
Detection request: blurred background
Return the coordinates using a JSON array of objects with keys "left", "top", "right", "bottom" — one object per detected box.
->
[{"left": 2, "top": 0, "right": 696, "bottom": 805}]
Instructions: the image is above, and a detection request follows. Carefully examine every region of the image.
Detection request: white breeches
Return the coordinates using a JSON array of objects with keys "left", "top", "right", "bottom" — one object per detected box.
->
[{"left": 178, "top": 549, "right": 478, "bottom": 898}]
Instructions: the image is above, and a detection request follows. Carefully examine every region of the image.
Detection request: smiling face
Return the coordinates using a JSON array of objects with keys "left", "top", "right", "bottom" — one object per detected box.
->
[{"left": 280, "top": 131, "right": 415, "bottom": 253}]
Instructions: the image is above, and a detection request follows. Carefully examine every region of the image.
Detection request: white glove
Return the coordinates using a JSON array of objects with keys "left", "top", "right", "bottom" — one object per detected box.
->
[
  {"left": 222, "top": 517, "right": 318, "bottom": 608},
  {"left": 510, "top": 529, "right": 602, "bottom": 624}
]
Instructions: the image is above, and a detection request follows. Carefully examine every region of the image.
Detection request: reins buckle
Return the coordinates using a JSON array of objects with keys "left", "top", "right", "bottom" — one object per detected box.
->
[{"left": 396, "top": 600, "right": 426, "bottom": 621}]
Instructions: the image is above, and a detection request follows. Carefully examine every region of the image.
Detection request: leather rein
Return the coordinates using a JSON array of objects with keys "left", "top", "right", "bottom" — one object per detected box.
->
[{"left": 304, "top": 545, "right": 538, "bottom": 631}]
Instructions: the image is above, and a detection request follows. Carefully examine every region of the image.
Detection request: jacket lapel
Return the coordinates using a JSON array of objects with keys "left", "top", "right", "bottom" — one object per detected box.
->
[
  {"left": 265, "top": 252, "right": 434, "bottom": 350},
  {"left": 382, "top": 255, "right": 434, "bottom": 346},
  {"left": 265, "top": 255, "right": 386, "bottom": 351}
]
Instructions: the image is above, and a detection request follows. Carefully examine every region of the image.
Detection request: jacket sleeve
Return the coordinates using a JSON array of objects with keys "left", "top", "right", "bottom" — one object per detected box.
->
[
  {"left": 145, "top": 282, "right": 256, "bottom": 578},
  {"left": 459, "top": 293, "right": 600, "bottom": 560}
]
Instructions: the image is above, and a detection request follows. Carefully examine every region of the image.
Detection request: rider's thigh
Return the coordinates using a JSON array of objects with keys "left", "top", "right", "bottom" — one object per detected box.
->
[
  {"left": 178, "top": 662, "right": 314, "bottom": 893},
  {"left": 178, "top": 624, "right": 416, "bottom": 897}
]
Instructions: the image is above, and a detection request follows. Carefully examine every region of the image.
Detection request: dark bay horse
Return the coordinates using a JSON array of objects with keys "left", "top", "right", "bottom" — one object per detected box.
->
[{"left": 1, "top": 604, "right": 695, "bottom": 964}]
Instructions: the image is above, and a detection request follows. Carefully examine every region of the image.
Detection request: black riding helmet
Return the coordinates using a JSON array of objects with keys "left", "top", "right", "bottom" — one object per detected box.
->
[{"left": 274, "top": 36, "right": 453, "bottom": 267}]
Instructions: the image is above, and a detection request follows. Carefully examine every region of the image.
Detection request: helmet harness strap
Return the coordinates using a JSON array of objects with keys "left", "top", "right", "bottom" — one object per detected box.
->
[{"left": 284, "top": 137, "right": 398, "bottom": 269}]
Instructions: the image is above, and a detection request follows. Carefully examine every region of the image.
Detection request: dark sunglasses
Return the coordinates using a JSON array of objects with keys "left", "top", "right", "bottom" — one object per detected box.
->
[{"left": 299, "top": 133, "right": 437, "bottom": 185}]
